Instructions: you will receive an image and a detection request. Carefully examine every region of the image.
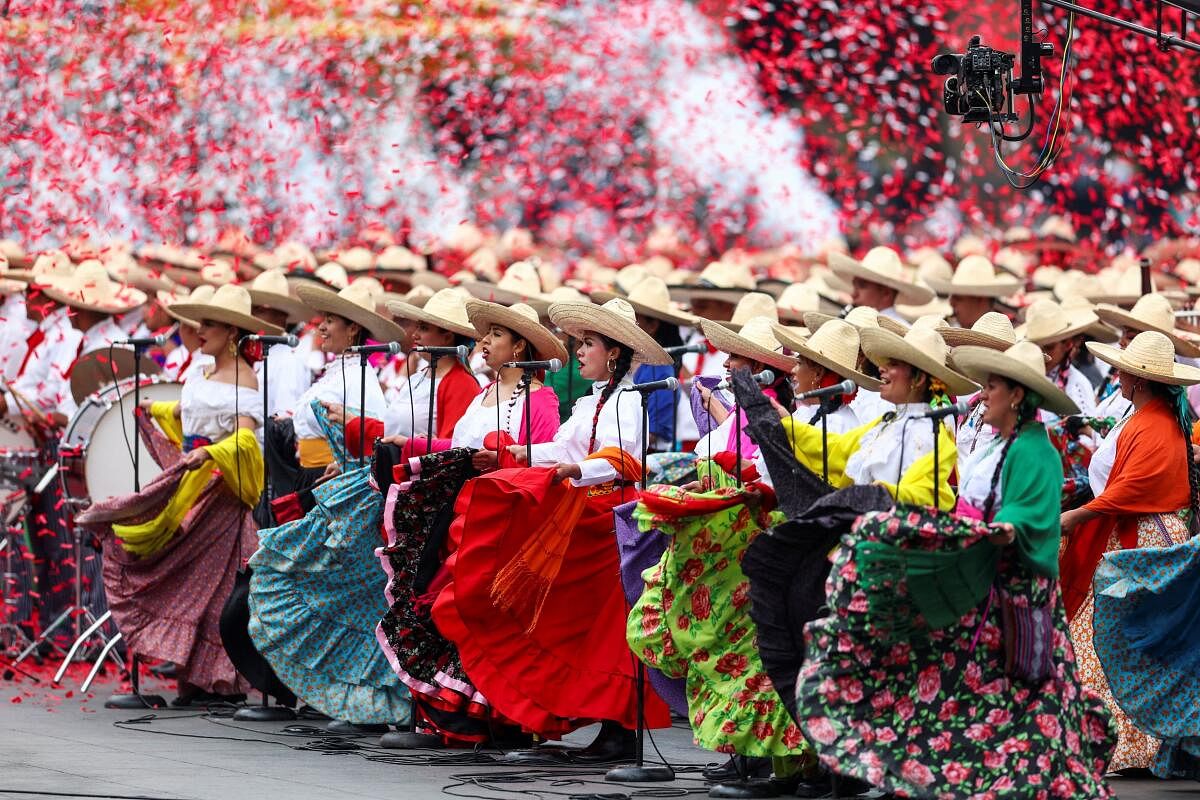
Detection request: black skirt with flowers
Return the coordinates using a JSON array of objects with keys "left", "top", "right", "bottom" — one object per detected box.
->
[{"left": 795, "top": 507, "right": 1115, "bottom": 799}]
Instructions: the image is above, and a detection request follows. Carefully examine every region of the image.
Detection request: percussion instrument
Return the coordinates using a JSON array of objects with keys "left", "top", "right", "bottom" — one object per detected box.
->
[
  {"left": 59, "top": 377, "right": 182, "bottom": 505},
  {"left": 69, "top": 347, "right": 163, "bottom": 406},
  {"left": 0, "top": 416, "right": 42, "bottom": 490}
]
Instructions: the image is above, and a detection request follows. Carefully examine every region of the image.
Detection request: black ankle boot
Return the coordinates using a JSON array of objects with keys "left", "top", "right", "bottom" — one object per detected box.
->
[{"left": 571, "top": 721, "right": 636, "bottom": 763}]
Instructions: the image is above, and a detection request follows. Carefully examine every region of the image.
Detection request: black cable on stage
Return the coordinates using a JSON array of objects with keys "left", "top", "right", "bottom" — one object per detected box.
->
[{"left": 0, "top": 791, "right": 180, "bottom": 800}]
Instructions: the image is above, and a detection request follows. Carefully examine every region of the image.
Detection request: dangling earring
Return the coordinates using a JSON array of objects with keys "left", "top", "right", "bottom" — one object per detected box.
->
[
  {"left": 228, "top": 338, "right": 237, "bottom": 358},
  {"left": 607, "top": 357, "right": 617, "bottom": 375}
]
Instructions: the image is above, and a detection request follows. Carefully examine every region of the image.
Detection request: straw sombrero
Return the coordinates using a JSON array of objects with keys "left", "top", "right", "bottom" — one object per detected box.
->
[
  {"left": 275, "top": 241, "right": 318, "bottom": 271},
  {"left": 103, "top": 251, "right": 174, "bottom": 293},
  {"left": 163, "top": 285, "right": 213, "bottom": 328},
  {"left": 465, "top": 299, "right": 568, "bottom": 364},
  {"left": 246, "top": 269, "right": 313, "bottom": 324},
  {"left": 9, "top": 249, "right": 73, "bottom": 284},
  {"left": 590, "top": 275, "right": 696, "bottom": 328},
  {"left": 1095, "top": 293, "right": 1200, "bottom": 358},
  {"left": 1087, "top": 331, "right": 1200, "bottom": 386},
  {"left": 168, "top": 284, "right": 284, "bottom": 335},
  {"left": 773, "top": 319, "right": 881, "bottom": 390},
  {"left": 698, "top": 317, "right": 795, "bottom": 373},
  {"left": 297, "top": 281, "right": 407, "bottom": 343},
  {"left": 776, "top": 283, "right": 825, "bottom": 323},
  {"left": 1016, "top": 299, "right": 1097, "bottom": 345},
  {"left": 668, "top": 260, "right": 756, "bottom": 304},
  {"left": 926, "top": 255, "right": 1021, "bottom": 299},
  {"left": 462, "top": 260, "right": 546, "bottom": 307},
  {"left": 953, "top": 341, "right": 1077, "bottom": 416},
  {"left": 804, "top": 306, "right": 910, "bottom": 337},
  {"left": 719, "top": 292, "right": 778, "bottom": 332},
  {"left": 548, "top": 298, "right": 672, "bottom": 365},
  {"left": 41, "top": 260, "right": 147, "bottom": 315},
  {"left": 0, "top": 252, "right": 26, "bottom": 294},
  {"left": 375, "top": 245, "right": 428, "bottom": 274},
  {"left": 385, "top": 287, "right": 477, "bottom": 339},
  {"left": 1060, "top": 296, "right": 1120, "bottom": 343},
  {"left": 828, "top": 246, "right": 935, "bottom": 306},
  {"left": 859, "top": 326, "right": 978, "bottom": 396},
  {"left": 334, "top": 247, "right": 375, "bottom": 273},
  {"left": 0, "top": 239, "right": 30, "bottom": 270},
  {"left": 937, "top": 312, "right": 1017, "bottom": 351}
]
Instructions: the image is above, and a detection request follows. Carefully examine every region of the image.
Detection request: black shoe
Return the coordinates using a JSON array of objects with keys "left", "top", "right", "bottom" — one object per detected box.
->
[
  {"left": 325, "top": 720, "right": 391, "bottom": 735},
  {"left": 709, "top": 780, "right": 780, "bottom": 799},
  {"left": 570, "top": 728, "right": 637, "bottom": 763},
  {"left": 149, "top": 661, "right": 178, "bottom": 678},
  {"left": 704, "top": 756, "right": 774, "bottom": 782},
  {"left": 828, "top": 775, "right": 872, "bottom": 797},
  {"left": 170, "top": 689, "right": 247, "bottom": 708}
]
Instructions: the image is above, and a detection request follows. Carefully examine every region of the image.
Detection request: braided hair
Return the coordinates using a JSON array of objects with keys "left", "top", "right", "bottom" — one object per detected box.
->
[
  {"left": 767, "top": 364, "right": 796, "bottom": 414},
  {"left": 1150, "top": 381, "right": 1200, "bottom": 527},
  {"left": 980, "top": 385, "right": 1041, "bottom": 522},
  {"left": 589, "top": 335, "right": 634, "bottom": 451}
]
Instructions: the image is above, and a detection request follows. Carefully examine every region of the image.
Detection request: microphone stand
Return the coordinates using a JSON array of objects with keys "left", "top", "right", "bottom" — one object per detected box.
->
[
  {"left": 426, "top": 356, "right": 437, "bottom": 456},
  {"left": 359, "top": 348, "right": 369, "bottom": 468},
  {"left": 523, "top": 367, "right": 535, "bottom": 464},
  {"left": 234, "top": 339, "right": 295, "bottom": 723},
  {"left": 820, "top": 397, "right": 830, "bottom": 484},
  {"left": 105, "top": 340, "right": 166, "bottom": 710},
  {"left": 606, "top": 391, "right": 674, "bottom": 785},
  {"left": 931, "top": 416, "right": 940, "bottom": 514}
]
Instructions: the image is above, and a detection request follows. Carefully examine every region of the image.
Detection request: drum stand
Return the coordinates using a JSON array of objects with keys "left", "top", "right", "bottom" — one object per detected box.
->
[
  {"left": 0, "top": 491, "right": 32, "bottom": 656},
  {"left": 103, "top": 342, "right": 167, "bottom": 709}
]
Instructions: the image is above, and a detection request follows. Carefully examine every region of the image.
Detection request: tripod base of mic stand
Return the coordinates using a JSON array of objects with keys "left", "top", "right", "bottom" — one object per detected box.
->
[
  {"left": 104, "top": 691, "right": 167, "bottom": 710},
  {"left": 378, "top": 729, "right": 443, "bottom": 750},
  {"left": 233, "top": 703, "right": 296, "bottom": 722},
  {"left": 605, "top": 763, "right": 675, "bottom": 783}
]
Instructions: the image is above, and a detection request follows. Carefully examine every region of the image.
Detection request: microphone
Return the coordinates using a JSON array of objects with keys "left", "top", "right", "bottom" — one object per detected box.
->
[
  {"left": 348, "top": 341, "right": 402, "bottom": 356},
  {"left": 688, "top": 369, "right": 774, "bottom": 391},
  {"left": 624, "top": 377, "right": 679, "bottom": 394},
  {"left": 114, "top": 334, "right": 167, "bottom": 347},
  {"left": 413, "top": 344, "right": 470, "bottom": 361},
  {"left": 664, "top": 343, "right": 707, "bottom": 356},
  {"left": 917, "top": 399, "right": 970, "bottom": 420},
  {"left": 245, "top": 334, "right": 300, "bottom": 347},
  {"left": 797, "top": 379, "right": 856, "bottom": 401},
  {"left": 502, "top": 358, "right": 563, "bottom": 372}
]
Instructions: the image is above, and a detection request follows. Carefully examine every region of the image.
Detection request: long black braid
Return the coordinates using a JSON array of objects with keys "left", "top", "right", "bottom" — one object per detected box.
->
[
  {"left": 1150, "top": 381, "right": 1200, "bottom": 531},
  {"left": 981, "top": 384, "right": 1040, "bottom": 522},
  {"left": 766, "top": 364, "right": 796, "bottom": 414},
  {"left": 589, "top": 336, "right": 633, "bottom": 451}
]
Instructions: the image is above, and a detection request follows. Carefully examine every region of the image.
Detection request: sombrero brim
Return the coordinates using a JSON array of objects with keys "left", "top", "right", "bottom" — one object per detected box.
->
[
  {"left": 246, "top": 288, "right": 315, "bottom": 325},
  {"left": 804, "top": 310, "right": 909, "bottom": 337},
  {"left": 772, "top": 322, "right": 882, "bottom": 391},
  {"left": 1094, "top": 304, "right": 1200, "bottom": 357},
  {"left": 296, "top": 284, "right": 406, "bottom": 343},
  {"left": 859, "top": 327, "right": 978, "bottom": 396},
  {"left": 590, "top": 289, "right": 697, "bottom": 328},
  {"left": 384, "top": 299, "right": 478, "bottom": 339},
  {"left": 895, "top": 299, "right": 954, "bottom": 323},
  {"left": 42, "top": 285, "right": 148, "bottom": 316},
  {"left": 668, "top": 286, "right": 752, "bottom": 305},
  {"left": 461, "top": 280, "right": 548, "bottom": 310},
  {"left": 464, "top": 300, "right": 568, "bottom": 364},
  {"left": 1086, "top": 341, "right": 1200, "bottom": 386},
  {"left": 697, "top": 319, "right": 795, "bottom": 374},
  {"left": 166, "top": 302, "right": 284, "bottom": 335},
  {"left": 951, "top": 346, "right": 1078, "bottom": 416},
  {"left": 1018, "top": 313, "right": 1097, "bottom": 345},
  {"left": 828, "top": 252, "right": 935, "bottom": 305},
  {"left": 925, "top": 278, "right": 1021, "bottom": 298},
  {"left": 548, "top": 302, "right": 672, "bottom": 366},
  {"left": 936, "top": 326, "right": 1016, "bottom": 351}
]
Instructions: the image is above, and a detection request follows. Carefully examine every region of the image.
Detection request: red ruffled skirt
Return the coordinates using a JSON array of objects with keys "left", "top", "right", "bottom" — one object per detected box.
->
[{"left": 433, "top": 466, "right": 671, "bottom": 738}]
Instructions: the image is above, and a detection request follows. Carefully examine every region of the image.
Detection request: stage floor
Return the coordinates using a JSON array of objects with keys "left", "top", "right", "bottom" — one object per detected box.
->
[{"left": 0, "top": 666, "right": 1190, "bottom": 800}]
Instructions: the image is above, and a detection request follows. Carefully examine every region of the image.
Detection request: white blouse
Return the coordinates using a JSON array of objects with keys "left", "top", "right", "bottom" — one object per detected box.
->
[
  {"left": 450, "top": 385, "right": 527, "bottom": 450},
  {"left": 254, "top": 343, "right": 313, "bottom": 418},
  {"left": 956, "top": 393, "right": 997, "bottom": 460},
  {"left": 756, "top": 401, "right": 860, "bottom": 488},
  {"left": 1088, "top": 415, "right": 1131, "bottom": 498},
  {"left": 850, "top": 388, "right": 894, "bottom": 426},
  {"left": 1049, "top": 364, "right": 1098, "bottom": 418},
  {"left": 844, "top": 403, "right": 939, "bottom": 487},
  {"left": 181, "top": 372, "right": 264, "bottom": 440},
  {"left": 292, "top": 355, "right": 387, "bottom": 440},
  {"left": 383, "top": 368, "right": 432, "bottom": 438},
  {"left": 957, "top": 433, "right": 1006, "bottom": 510},
  {"left": 529, "top": 378, "right": 644, "bottom": 487},
  {"left": 1095, "top": 385, "right": 1132, "bottom": 421}
]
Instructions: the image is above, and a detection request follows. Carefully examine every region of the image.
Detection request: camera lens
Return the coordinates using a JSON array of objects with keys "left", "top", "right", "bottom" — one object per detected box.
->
[{"left": 931, "top": 53, "right": 962, "bottom": 75}]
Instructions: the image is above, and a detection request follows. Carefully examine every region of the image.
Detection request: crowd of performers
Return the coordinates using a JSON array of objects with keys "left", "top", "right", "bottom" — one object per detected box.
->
[{"left": 5, "top": 228, "right": 1200, "bottom": 798}]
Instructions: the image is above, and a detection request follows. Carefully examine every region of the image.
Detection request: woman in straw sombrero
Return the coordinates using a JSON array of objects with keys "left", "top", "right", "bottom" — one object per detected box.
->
[
  {"left": 374, "top": 299, "right": 568, "bottom": 747},
  {"left": 245, "top": 269, "right": 315, "bottom": 419},
  {"left": 433, "top": 297, "right": 672, "bottom": 759},
  {"left": 245, "top": 281, "right": 411, "bottom": 732},
  {"left": 1018, "top": 298, "right": 1100, "bottom": 418},
  {"left": 794, "top": 340, "right": 1115, "bottom": 799},
  {"left": 941, "top": 311, "right": 1018, "bottom": 461},
  {"left": 75, "top": 284, "right": 281, "bottom": 707},
  {"left": 781, "top": 325, "right": 976, "bottom": 508},
  {"left": 158, "top": 284, "right": 212, "bottom": 382},
  {"left": 1058, "top": 330, "right": 1200, "bottom": 774}
]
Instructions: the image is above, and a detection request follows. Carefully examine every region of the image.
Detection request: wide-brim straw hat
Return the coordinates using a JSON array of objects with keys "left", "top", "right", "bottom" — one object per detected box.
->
[
  {"left": 804, "top": 306, "right": 909, "bottom": 337},
  {"left": 776, "top": 283, "right": 825, "bottom": 323},
  {"left": 1060, "top": 296, "right": 1120, "bottom": 344},
  {"left": 8, "top": 249, "right": 73, "bottom": 284},
  {"left": 859, "top": 326, "right": 979, "bottom": 396},
  {"left": 297, "top": 282, "right": 407, "bottom": 343},
  {"left": 668, "top": 260, "right": 757, "bottom": 304},
  {"left": 719, "top": 291, "right": 778, "bottom": 332},
  {"left": 549, "top": 298, "right": 672, "bottom": 366},
  {"left": 0, "top": 239, "right": 30, "bottom": 270},
  {"left": 773, "top": 319, "right": 882, "bottom": 390},
  {"left": 1095, "top": 293, "right": 1200, "bottom": 358},
  {"left": 465, "top": 299, "right": 568, "bottom": 364},
  {"left": 168, "top": 284, "right": 284, "bottom": 335},
  {"left": 462, "top": 260, "right": 547, "bottom": 308},
  {"left": 937, "top": 311, "right": 1017, "bottom": 351},
  {"left": 1016, "top": 299, "right": 1097, "bottom": 345},
  {"left": 1087, "top": 331, "right": 1200, "bottom": 386},
  {"left": 160, "top": 286, "right": 207, "bottom": 328},
  {"left": 246, "top": 269, "right": 313, "bottom": 324},
  {"left": 926, "top": 255, "right": 1022, "bottom": 299},
  {"left": 42, "top": 260, "right": 148, "bottom": 315},
  {"left": 829, "top": 246, "right": 935, "bottom": 306},
  {"left": 591, "top": 275, "right": 697, "bottom": 328},
  {"left": 385, "top": 287, "right": 477, "bottom": 339},
  {"left": 953, "top": 342, "right": 1079, "bottom": 416},
  {"left": 698, "top": 317, "right": 795, "bottom": 373}
]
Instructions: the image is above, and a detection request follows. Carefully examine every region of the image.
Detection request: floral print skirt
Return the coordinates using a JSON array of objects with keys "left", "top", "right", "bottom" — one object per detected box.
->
[{"left": 796, "top": 507, "right": 1115, "bottom": 799}]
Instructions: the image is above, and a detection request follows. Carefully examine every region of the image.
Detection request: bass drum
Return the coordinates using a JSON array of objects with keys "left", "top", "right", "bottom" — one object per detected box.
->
[{"left": 60, "top": 378, "right": 183, "bottom": 505}]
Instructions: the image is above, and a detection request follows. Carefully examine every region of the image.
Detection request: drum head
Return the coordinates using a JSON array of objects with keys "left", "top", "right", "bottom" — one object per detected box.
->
[
  {"left": 70, "top": 348, "right": 163, "bottom": 406},
  {"left": 82, "top": 381, "right": 182, "bottom": 504}
]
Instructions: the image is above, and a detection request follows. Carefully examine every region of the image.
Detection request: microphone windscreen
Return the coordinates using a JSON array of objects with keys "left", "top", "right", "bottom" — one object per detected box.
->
[
  {"left": 838, "top": 379, "right": 856, "bottom": 394},
  {"left": 286, "top": 334, "right": 300, "bottom": 348},
  {"left": 547, "top": 358, "right": 563, "bottom": 373},
  {"left": 665, "top": 377, "right": 679, "bottom": 392}
]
